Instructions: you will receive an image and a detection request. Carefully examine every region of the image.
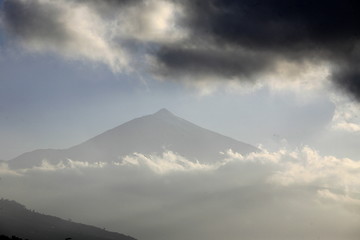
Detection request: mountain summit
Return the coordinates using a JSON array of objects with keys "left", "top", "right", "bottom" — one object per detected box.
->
[
  {"left": 153, "top": 108, "right": 173, "bottom": 116},
  {"left": 9, "top": 109, "right": 258, "bottom": 169}
]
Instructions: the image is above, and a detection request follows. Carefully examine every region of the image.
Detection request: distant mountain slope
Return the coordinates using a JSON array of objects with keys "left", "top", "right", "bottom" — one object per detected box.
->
[
  {"left": 0, "top": 199, "right": 136, "bottom": 240},
  {"left": 9, "top": 109, "right": 258, "bottom": 169}
]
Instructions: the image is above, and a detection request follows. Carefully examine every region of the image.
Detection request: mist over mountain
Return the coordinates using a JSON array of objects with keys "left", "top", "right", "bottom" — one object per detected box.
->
[
  {"left": 0, "top": 199, "right": 136, "bottom": 240},
  {"left": 9, "top": 109, "right": 258, "bottom": 169}
]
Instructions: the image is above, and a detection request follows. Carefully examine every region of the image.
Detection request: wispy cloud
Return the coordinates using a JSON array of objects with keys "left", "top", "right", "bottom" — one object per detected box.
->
[
  {"left": 122, "top": 151, "right": 217, "bottom": 174},
  {"left": 1, "top": 0, "right": 183, "bottom": 72},
  {"left": 0, "top": 162, "right": 20, "bottom": 176},
  {"left": 330, "top": 95, "right": 360, "bottom": 133},
  {"left": 2, "top": 0, "right": 129, "bottom": 71}
]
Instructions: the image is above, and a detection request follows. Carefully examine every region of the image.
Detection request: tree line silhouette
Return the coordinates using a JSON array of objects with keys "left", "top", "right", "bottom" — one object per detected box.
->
[
  {"left": 0, "top": 235, "right": 72, "bottom": 240},
  {"left": 0, "top": 235, "right": 26, "bottom": 240}
]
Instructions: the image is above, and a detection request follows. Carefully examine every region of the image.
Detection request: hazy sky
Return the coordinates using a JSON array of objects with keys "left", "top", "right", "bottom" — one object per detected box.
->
[{"left": 1, "top": 1, "right": 360, "bottom": 240}]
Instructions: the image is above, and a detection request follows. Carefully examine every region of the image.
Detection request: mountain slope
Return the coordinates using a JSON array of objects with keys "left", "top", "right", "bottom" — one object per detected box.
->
[
  {"left": 9, "top": 109, "right": 258, "bottom": 169},
  {"left": 0, "top": 199, "right": 136, "bottom": 240}
]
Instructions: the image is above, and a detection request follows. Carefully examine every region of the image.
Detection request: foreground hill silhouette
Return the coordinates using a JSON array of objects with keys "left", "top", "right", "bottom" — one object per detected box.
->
[
  {"left": 0, "top": 199, "right": 136, "bottom": 240},
  {"left": 9, "top": 109, "right": 258, "bottom": 169},
  {"left": 0, "top": 235, "right": 25, "bottom": 240}
]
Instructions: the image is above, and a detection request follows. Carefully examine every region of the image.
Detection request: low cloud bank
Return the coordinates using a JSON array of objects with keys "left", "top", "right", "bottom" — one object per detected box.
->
[{"left": 1, "top": 146, "right": 360, "bottom": 240}]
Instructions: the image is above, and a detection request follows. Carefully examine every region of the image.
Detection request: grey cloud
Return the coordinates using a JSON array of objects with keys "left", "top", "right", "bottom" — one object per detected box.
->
[
  {"left": 75, "top": 0, "right": 144, "bottom": 16},
  {"left": 333, "top": 61, "right": 360, "bottom": 101},
  {"left": 154, "top": 0, "right": 360, "bottom": 99},
  {"left": 77, "top": 0, "right": 140, "bottom": 5},
  {"left": 153, "top": 45, "right": 273, "bottom": 81},
  {"left": 2, "top": 0, "right": 70, "bottom": 45}
]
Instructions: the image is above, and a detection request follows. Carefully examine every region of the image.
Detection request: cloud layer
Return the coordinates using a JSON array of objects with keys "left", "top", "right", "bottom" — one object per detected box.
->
[
  {"left": 1, "top": 147, "right": 360, "bottom": 240},
  {"left": 2, "top": 0, "right": 360, "bottom": 100}
]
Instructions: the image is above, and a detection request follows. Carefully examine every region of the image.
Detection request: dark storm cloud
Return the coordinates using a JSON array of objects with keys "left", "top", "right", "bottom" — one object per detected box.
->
[
  {"left": 75, "top": 0, "right": 143, "bottom": 14},
  {"left": 155, "top": 45, "right": 272, "bottom": 79},
  {"left": 332, "top": 57, "right": 360, "bottom": 101},
  {"left": 77, "top": 0, "right": 138, "bottom": 4},
  {"left": 154, "top": 0, "right": 360, "bottom": 99},
  {"left": 178, "top": 0, "right": 360, "bottom": 50},
  {"left": 2, "top": 0, "right": 70, "bottom": 44}
]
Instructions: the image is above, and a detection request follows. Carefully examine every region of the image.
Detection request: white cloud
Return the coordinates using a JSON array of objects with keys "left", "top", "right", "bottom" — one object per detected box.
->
[
  {"left": 115, "top": 0, "right": 186, "bottom": 43},
  {"left": 333, "top": 122, "right": 360, "bottom": 132},
  {"left": 15, "top": 159, "right": 107, "bottom": 173},
  {"left": 318, "top": 189, "right": 360, "bottom": 208},
  {"left": 265, "top": 59, "right": 331, "bottom": 93},
  {"left": 242, "top": 147, "right": 360, "bottom": 194},
  {"left": 122, "top": 151, "right": 218, "bottom": 174},
  {"left": 0, "top": 162, "right": 21, "bottom": 176},
  {"left": 330, "top": 94, "right": 360, "bottom": 133}
]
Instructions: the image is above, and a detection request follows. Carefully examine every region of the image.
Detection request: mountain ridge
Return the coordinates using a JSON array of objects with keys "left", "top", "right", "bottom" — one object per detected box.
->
[{"left": 8, "top": 109, "right": 258, "bottom": 169}]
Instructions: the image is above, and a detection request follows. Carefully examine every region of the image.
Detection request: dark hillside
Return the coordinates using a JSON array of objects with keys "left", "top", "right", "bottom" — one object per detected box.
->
[{"left": 0, "top": 199, "right": 136, "bottom": 240}]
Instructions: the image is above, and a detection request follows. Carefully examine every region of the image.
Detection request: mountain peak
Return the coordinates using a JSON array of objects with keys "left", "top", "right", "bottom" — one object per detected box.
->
[
  {"left": 9, "top": 109, "right": 258, "bottom": 168},
  {"left": 153, "top": 108, "right": 174, "bottom": 117}
]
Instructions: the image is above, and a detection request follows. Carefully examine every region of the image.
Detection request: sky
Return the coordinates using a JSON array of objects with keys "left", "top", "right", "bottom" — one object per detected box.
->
[
  {"left": 1, "top": 1, "right": 360, "bottom": 240},
  {"left": 0, "top": 0, "right": 360, "bottom": 161}
]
